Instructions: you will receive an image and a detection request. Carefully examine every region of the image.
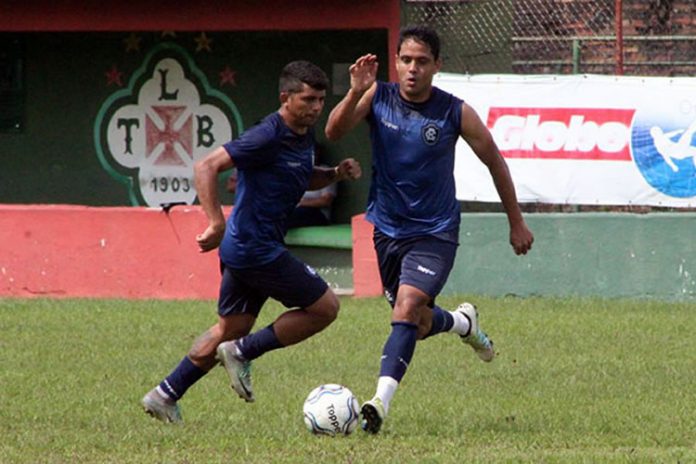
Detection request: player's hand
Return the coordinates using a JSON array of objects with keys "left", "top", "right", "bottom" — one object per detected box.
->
[
  {"left": 335, "top": 158, "right": 362, "bottom": 181},
  {"left": 510, "top": 222, "right": 534, "bottom": 255},
  {"left": 349, "top": 54, "right": 378, "bottom": 95},
  {"left": 196, "top": 223, "right": 225, "bottom": 253}
]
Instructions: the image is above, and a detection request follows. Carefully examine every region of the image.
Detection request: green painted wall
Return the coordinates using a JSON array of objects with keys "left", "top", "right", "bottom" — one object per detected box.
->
[
  {"left": 0, "top": 31, "right": 388, "bottom": 223},
  {"left": 445, "top": 213, "right": 696, "bottom": 300}
]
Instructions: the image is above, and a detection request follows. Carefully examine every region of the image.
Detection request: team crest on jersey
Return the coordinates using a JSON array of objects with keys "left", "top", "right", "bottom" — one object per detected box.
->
[
  {"left": 94, "top": 43, "right": 243, "bottom": 206},
  {"left": 421, "top": 123, "right": 440, "bottom": 145}
]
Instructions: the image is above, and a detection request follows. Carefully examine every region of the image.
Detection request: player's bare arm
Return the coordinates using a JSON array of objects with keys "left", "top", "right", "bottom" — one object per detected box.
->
[
  {"left": 325, "top": 54, "right": 379, "bottom": 141},
  {"left": 298, "top": 192, "right": 335, "bottom": 209},
  {"left": 460, "top": 102, "right": 534, "bottom": 255},
  {"left": 193, "top": 146, "right": 234, "bottom": 253},
  {"left": 308, "top": 158, "right": 362, "bottom": 190}
]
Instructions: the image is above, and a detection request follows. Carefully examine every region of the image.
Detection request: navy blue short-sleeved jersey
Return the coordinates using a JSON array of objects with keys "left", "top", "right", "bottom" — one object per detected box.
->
[
  {"left": 220, "top": 112, "right": 315, "bottom": 268},
  {"left": 366, "top": 82, "right": 463, "bottom": 238}
]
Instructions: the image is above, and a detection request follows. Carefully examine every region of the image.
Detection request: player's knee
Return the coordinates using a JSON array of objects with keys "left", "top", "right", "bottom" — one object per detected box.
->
[
  {"left": 311, "top": 289, "right": 340, "bottom": 325},
  {"left": 393, "top": 295, "right": 425, "bottom": 324},
  {"left": 323, "top": 293, "right": 340, "bottom": 323}
]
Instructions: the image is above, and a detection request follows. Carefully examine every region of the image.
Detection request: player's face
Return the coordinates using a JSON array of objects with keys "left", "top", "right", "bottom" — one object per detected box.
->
[
  {"left": 281, "top": 83, "right": 326, "bottom": 132},
  {"left": 395, "top": 38, "right": 442, "bottom": 102}
]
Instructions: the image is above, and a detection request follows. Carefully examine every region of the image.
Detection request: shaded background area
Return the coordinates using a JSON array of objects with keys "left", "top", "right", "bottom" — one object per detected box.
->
[
  {"left": 0, "top": 30, "right": 388, "bottom": 223},
  {"left": 0, "top": 0, "right": 400, "bottom": 224}
]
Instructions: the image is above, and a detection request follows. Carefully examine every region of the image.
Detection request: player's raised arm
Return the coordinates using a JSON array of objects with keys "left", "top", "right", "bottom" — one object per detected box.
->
[
  {"left": 193, "top": 146, "right": 234, "bottom": 253},
  {"left": 325, "top": 54, "right": 379, "bottom": 141},
  {"left": 460, "top": 102, "right": 534, "bottom": 255}
]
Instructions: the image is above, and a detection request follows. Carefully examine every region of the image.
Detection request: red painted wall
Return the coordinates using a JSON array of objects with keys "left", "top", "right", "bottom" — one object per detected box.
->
[
  {"left": 0, "top": 0, "right": 400, "bottom": 81},
  {"left": 351, "top": 214, "right": 382, "bottom": 297},
  {"left": 0, "top": 205, "right": 381, "bottom": 299},
  {"left": 0, "top": 205, "right": 222, "bottom": 299}
]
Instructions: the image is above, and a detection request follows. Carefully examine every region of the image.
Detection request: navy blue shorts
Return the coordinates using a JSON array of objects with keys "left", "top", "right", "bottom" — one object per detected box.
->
[
  {"left": 373, "top": 229, "right": 458, "bottom": 307},
  {"left": 217, "top": 251, "right": 329, "bottom": 317}
]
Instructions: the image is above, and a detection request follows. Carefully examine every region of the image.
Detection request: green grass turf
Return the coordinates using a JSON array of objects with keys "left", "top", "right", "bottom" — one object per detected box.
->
[{"left": 0, "top": 296, "right": 694, "bottom": 463}]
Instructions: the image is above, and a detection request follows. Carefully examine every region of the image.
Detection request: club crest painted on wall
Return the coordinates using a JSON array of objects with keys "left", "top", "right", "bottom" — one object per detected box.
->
[{"left": 94, "top": 42, "right": 243, "bottom": 206}]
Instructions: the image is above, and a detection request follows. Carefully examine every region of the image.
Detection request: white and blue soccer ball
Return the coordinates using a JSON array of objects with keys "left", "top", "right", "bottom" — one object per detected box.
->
[{"left": 302, "top": 384, "right": 359, "bottom": 436}]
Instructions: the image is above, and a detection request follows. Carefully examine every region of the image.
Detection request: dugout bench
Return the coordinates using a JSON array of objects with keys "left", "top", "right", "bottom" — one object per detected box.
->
[{"left": 284, "top": 224, "right": 355, "bottom": 295}]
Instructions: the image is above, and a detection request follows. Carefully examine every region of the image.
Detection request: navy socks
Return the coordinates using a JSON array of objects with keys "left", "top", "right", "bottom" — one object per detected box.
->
[
  {"left": 424, "top": 305, "right": 455, "bottom": 339},
  {"left": 379, "top": 322, "right": 418, "bottom": 382},
  {"left": 159, "top": 356, "right": 206, "bottom": 401},
  {"left": 236, "top": 324, "right": 284, "bottom": 361},
  {"left": 377, "top": 306, "right": 455, "bottom": 383},
  {"left": 158, "top": 324, "right": 284, "bottom": 401}
]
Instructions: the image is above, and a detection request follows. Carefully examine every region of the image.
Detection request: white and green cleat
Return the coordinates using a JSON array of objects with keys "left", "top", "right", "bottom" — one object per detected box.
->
[
  {"left": 216, "top": 341, "right": 255, "bottom": 402},
  {"left": 456, "top": 302, "right": 495, "bottom": 362},
  {"left": 142, "top": 388, "right": 182, "bottom": 424},
  {"left": 360, "top": 397, "right": 385, "bottom": 434}
]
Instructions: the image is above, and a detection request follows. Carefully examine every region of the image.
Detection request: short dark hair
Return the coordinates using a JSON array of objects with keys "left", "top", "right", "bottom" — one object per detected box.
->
[
  {"left": 279, "top": 60, "right": 329, "bottom": 94},
  {"left": 398, "top": 25, "right": 441, "bottom": 61}
]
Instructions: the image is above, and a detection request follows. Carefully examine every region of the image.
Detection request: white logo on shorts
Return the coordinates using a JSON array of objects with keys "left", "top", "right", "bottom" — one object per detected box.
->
[
  {"left": 384, "top": 289, "right": 394, "bottom": 304},
  {"left": 417, "top": 265, "right": 436, "bottom": 276},
  {"left": 305, "top": 264, "right": 318, "bottom": 276}
]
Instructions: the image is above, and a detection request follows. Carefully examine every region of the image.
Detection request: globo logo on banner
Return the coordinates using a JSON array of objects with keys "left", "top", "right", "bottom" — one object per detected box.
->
[
  {"left": 488, "top": 107, "right": 635, "bottom": 161},
  {"left": 486, "top": 104, "right": 696, "bottom": 199}
]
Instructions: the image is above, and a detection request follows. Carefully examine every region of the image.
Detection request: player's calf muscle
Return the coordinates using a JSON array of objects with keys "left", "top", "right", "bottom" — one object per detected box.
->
[{"left": 188, "top": 328, "right": 222, "bottom": 369}]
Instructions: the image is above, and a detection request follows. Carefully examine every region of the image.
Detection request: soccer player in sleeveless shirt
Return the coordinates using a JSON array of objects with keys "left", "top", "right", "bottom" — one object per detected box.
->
[
  {"left": 142, "top": 60, "right": 361, "bottom": 423},
  {"left": 326, "top": 26, "right": 534, "bottom": 433}
]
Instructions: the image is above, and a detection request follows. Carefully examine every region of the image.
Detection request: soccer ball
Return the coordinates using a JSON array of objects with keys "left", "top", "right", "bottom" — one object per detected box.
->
[{"left": 302, "top": 384, "right": 360, "bottom": 436}]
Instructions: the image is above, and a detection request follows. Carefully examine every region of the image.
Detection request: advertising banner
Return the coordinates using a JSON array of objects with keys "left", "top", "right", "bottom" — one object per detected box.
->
[{"left": 433, "top": 73, "right": 696, "bottom": 207}]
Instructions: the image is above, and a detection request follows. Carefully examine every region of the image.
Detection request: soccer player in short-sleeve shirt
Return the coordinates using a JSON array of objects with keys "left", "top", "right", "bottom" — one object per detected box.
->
[{"left": 142, "top": 61, "right": 361, "bottom": 423}]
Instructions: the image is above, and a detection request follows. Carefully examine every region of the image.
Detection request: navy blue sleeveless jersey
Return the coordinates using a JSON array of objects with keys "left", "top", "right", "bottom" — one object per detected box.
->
[
  {"left": 366, "top": 81, "right": 463, "bottom": 238},
  {"left": 219, "top": 112, "right": 314, "bottom": 268}
]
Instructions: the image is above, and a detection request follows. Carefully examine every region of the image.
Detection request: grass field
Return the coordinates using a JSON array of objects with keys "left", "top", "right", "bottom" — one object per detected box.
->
[{"left": 1, "top": 295, "right": 694, "bottom": 463}]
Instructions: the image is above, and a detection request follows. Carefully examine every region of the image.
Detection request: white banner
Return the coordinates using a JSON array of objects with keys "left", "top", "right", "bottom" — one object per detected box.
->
[{"left": 433, "top": 73, "right": 696, "bottom": 207}]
